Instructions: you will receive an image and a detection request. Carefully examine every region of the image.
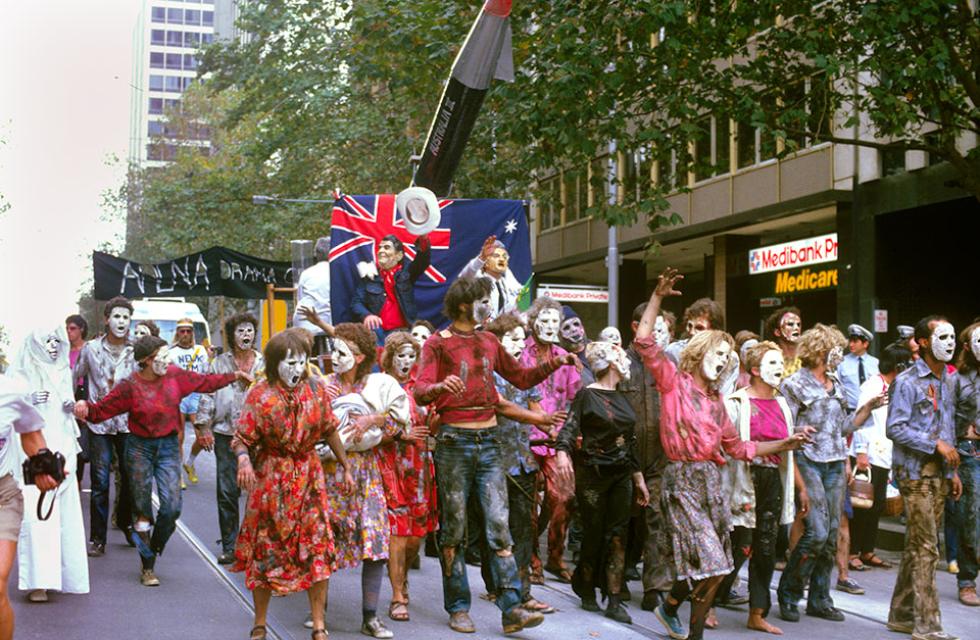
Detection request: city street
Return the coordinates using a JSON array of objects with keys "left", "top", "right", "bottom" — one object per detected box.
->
[{"left": 11, "top": 430, "right": 978, "bottom": 640}]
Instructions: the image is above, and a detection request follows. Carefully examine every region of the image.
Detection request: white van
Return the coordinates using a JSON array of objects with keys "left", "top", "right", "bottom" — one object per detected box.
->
[{"left": 131, "top": 298, "right": 212, "bottom": 346}]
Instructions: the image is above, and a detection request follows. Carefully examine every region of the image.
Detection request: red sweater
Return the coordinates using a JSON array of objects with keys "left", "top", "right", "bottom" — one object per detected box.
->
[
  {"left": 414, "top": 327, "right": 561, "bottom": 425},
  {"left": 87, "top": 366, "right": 236, "bottom": 439}
]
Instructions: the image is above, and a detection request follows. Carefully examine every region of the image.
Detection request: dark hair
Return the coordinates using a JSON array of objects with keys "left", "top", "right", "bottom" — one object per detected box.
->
[
  {"left": 381, "top": 331, "right": 419, "bottom": 375},
  {"left": 957, "top": 322, "right": 980, "bottom": 374},
  {"left": 381, "top": 234, "right": 404, "bottom": 255},
  {"left": 442, "top": 277, "right": 493, "bottom": 321},
  {"left": 136, "top": 320, "right": 160, "bottom": 337},
  {"left": 224, "top": 312, "right": 258, "bottom": 350},
  {"left": 914, "top": 314, "right": 948, "bottom": 343},
  {"left": 264, "top": 328, "right": 313, "bottom": 386},
  {"left": 684, "top": 298, "right": 725, "bottom": 332},
  {"left": 764, "top": 306, "right": 801, "bottom": 341},
  {"left": 411, "top": 319, "right": 435, "bottom": 333},
  {"left": 134, "top": 335, "right": 167, "bottom": 364},
  {"left": 65, "top": 314, "right": 88, "bottom": 339},
  {"left": 880, "top": 344, "right": 913, "bottom": 375},
  {"left": 333, "top": 322, "right": 378, "bottom": 380},
  {"left": 103, "top": 296, "right": 134, "bottom": 318},
  {"left": 485, "top": 312, "right": 524, "bottom": 339}
]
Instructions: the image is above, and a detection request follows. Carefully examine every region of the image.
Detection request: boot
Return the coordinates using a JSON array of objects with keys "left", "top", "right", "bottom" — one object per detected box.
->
[{"left": 605, "top": 594, "right": 632, "bottom": 624}]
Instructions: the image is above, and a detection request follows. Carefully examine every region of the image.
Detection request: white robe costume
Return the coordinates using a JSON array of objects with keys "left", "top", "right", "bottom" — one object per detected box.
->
[{"left": 12, "top": 325, "right": 89, "bottom": 594}]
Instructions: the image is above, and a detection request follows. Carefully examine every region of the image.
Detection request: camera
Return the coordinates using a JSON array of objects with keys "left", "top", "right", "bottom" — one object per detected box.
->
[{"left": 22, "top": 449, "right": 66, "bottom": 486}]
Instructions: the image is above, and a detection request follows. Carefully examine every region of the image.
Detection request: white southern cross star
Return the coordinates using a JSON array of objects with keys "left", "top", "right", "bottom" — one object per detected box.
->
[{"left": 503, "top": 219, "right": 518, "bottom": 234}]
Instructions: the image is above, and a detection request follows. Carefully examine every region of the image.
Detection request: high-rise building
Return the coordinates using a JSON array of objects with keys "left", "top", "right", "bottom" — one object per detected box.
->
[{"left": 128, "top": 0, "right": 217, "bottom": 168}]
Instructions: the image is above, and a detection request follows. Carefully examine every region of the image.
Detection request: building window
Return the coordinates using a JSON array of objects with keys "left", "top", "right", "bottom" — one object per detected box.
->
[
  {"left": 164, "top": 98, "right": 182, "bottom": 112},
  {"left": 151, "top": 29, "right": 166, "bottom": 46},
  {"left": 563, "top": 170, "right": 581, "bottom": 221},
  {"left": 148, "top": 75, "right": 165, "bottom": 91},
  {"left": 881, "top": 148, "right": 906, "bottom": 177},
  {"left": 151, "top": 7, "right": 166, "bottom": 23},
  {"left": 201, "top": 33, "right": 214, "bottom": 45},
  {"left": 166, "top": 31, "right": 183, "bottom": 47},
  {"left": 182, "top": 77, "right": 196, "bottom": 91},
  {"left": 184, "top": 32, "right": 201, "bottom": 48},
  {"left": 694, "top": 115, "right": 732, "bottom": 182},
  {"left": 148, "top": 121, "right": 164, "bottom": 136},
  {"left": 167, "top": 8, "right": 183, "bottom": 24},
  {"left": 166, "top": 53, "right": 182, "bottom": 70},
  {"left": 149, "top": 97, "right": 164, "bottom": 114},
  {"left": 203, "top": 10, "right": 214, "bottom": 26},
  {"left": 590, "top": 155, "right": 609, "bottom": 205},
  {"left": 165, "top": 76, "right": 183, "bottom": 93},
  {"left": 184, "top": 9, "right": 201, "bottom": 26},
  {"left": 183, "top": 54, "right": 198, "bottom": 71},
  {"left": 737, "top": 121, "right": 757, "bottom": 169},
  {"left": 539, "top": 177, "right": 561, "bottom": 231},
  {"left": 150, "top": 51, "right": 164, "bottom": 68}
]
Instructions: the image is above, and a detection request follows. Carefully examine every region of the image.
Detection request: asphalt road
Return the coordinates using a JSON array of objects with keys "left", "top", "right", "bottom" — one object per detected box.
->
[{"left": 12, "top": 426, "right": 980, "bottom": 639}]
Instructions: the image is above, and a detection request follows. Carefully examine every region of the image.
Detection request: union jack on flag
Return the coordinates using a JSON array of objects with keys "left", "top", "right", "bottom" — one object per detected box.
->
[{"left": 329, "top": 194, "right": 531, "bottom": 326}]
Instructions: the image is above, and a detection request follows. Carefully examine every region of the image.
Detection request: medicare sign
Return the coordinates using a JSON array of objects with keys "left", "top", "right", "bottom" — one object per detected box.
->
[{"left": 748, "top": 233, "right": 838, "bottom": 275}]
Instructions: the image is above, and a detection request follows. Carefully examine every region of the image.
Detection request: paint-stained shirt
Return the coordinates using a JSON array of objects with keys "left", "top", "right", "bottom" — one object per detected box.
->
[
  {"left": 494, "top": 373, "right": 540, "bottom": 476},
  {"left": 195, "top": 350, "right": 265, "bottom": 436},
  {"left": 72, "top": 336, "right": 135, "bottom": 435},
  {"left": 519, "top": 336, "right": 581, "bottom": 457},
  {"left": 633, "top": 336, "right": 756, "bottom": 464},
  {"left": 87, "top": 366, "right": 236, "bottom": 439},
  {"left": 886, "top": 358, "right": 956, "bottom": 481},
  {"left": 414, "top": 328, "right": 560, "bottom": 426},
  {"left": 780, "top": 367, "right": 857, "bottom": 463},
  {"left": 954, "top": 369, "right": 980, "bottom": 443}
]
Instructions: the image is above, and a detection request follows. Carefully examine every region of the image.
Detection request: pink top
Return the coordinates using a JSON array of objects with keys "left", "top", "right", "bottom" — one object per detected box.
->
[
  {"left": 633, "top": 336, "right": 756, "bottom": 465},
  {"left": 519, "top": 336, "right": 581, "bottom": 457},
  {"left": 749, "top": 398, "right": 788, "bottom": 466}
]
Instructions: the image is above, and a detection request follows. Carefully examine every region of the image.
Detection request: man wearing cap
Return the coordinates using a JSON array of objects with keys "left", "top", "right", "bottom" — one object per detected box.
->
[
  {"left": 293, "top": 237, "right": 333, "bottom": 353},
  {"left": 837, "top": 324, "right": 879, "bottom": 412},
  {"left": 168, "top": 319, "right": 210, "bottom": 488},
  {"left": 459, "top": 235, "right": 523, "bottom": 322}
]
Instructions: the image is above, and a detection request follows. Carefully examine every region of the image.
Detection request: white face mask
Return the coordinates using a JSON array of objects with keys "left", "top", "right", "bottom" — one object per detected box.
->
[
  {"left": 410, "top": 325, "right": 431, "bottom": 346},
  {"left": 702, "top": 341, "right": 732, "bottom": 383},
  {"left": 586, "top": 342, "right": 631, "bottom": 381},
  {"left": 560, "top": 317, "right": 586, "bottom": 346},
  {"left": 473, "top": 294, "right": 493, "bottom": 324},
  {"left": 534, "top": 308, "right": 561, "bottom": 344},
  {"left": 278, "top": 349, "right": 308, "bottom": 388},
  {"left": 971, "top": 327, "right": 980, "bottom": 362},
  {"left": 234, "top": 322, "right": 255, "bottom": 351},
  {"left": 826, "top": 346, "right": 844, "bottom": 371},
  {"left": 393, "top": 344, "right": 417, "bottom": 378},
  {"left": 598, "top": 326, "right": 621, "bottom": 346},
  {"left": 501, "top": 326, "right": 527, "bottom": 359},
  {"left": 331, "top": 339, "right": 356, "bottom": 374},
  {"left": 780, "top": 313, "right": 802, "bottom": 343},
  {"left": 931, "top": 321, "right": 956, "bottom": 363},
  {"left": 654, "top": 315, "right": 671, "bottom": 348},
  {"left": 44, "top": 334, "right": 61, "bottom": 361},
  {"left": 759, "top": 349, "right": 785, "bottom": 388},
  {"left": 134, "top": 324, "right": 153, "bottom": 340},
  {"left": 108, "top": 306, "right": 131, "bottom": 339},
  {"left": 151, "top": 346, "right": 170, "bottom": 376}
]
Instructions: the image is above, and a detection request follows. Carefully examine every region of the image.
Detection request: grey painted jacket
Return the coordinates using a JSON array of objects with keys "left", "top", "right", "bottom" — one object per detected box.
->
[
  {"left": 73, "top": 336, "right": 135, "bottom": 435},
  {"left": 194, "top": 350, "right": 264, "bottom": 436}
]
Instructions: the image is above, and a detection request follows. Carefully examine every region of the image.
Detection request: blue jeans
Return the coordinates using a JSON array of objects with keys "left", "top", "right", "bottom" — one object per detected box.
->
[
  {"left": 214, "top": 433, "right": 241, "bottom": 555},
  {"left": 777, "top": 456, "right": 845, "bottom": 612},
  {"left": 125, "top": 433, "right": 182, "bottom": 556},
  {"left": 88, "top": 431, "right": 132, "bottom": 545},
  {"left": 956, "top": 443, "right": 980, "bottom": 588},
  {"left": 433, "top": 426, "right": 521, "bottom": 614}
]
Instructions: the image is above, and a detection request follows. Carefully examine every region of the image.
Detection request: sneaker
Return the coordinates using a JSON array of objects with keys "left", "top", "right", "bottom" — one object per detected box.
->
[
  {"left": 501, "top": 607, "right": 544, "bottom": 634},
  {"left": 304, "top": 614, "right": 314, "bottom": 629},
  {"left": 217, "top": 552, "right": 235, "bottom": 565},
  {"left": 959, "top": 586, "right": 980, "bottom": 606},
  {"left": 140, "top": 569, "right": 161, "bottom": 587},
  {"left": 806, "top": 606, "right": 845, "bottom": 621},
  {"left": 778, "top": 602, "right": 800, "bottom": 622},
  {"left": 836, "top": 578, "right": 866, "bottom": 595},
  {"left": 948, "top": 560, "right": 959, "bottom": 574},
  {"left": 361, "top": 616, "right": 393, "bottom": 639},
  {"left": 87, "top": 542, "right": 105, "bottom": 557},
  {"left": 448, "top": 611, "right": 475, "bottom": 634},
  {"left": 183, "top": 462, "right": 198, "bottom": 485},
  {"left": 181, "top": 477, "right": 187, "bottom": 490},
  {"left": 717, "top": 588, "right": 750, "bottom": 607},
  {"left": 655, "top": 604, "right": 688, "bottom": 639}
]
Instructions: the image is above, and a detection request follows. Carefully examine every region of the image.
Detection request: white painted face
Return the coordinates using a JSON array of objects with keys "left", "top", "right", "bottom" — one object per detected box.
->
[
  {"left": 702, "top": 340, "right": 732, "bottom": 383},
  {"left": 234, "top": 322, "right": 255, "bottom": 351},
  {"left": 585, "top": 341, "right": 631, "bottom": 381},
  {"left": 654, "top": 315, "right": 671, "bottom": 348},
  {"left": 971, "top": 327, "right": 980, "bottom": 362},
  {"left": 410, "top": 325, "right": 431, "bottom": 346},
  {"left": 151, "top": 346, "right": 170, "bottom": 376},
  {"left": 108, "top": 306, "right": 131, "bottom": 339},
  {"left": 393, "top": 344, "right": 417, "bottom": 378},
  {"left": 759, "top": 349, "right": 785, "bottom": 388},
  {"left": 330, "top": 339, "right": 356, "bottom": 374},
  {"left": 501, "top": 326, "right": 527, "bottom": 359},
  {"left": 44, "top": 334, "right": 61, "bottom": 361},
  {"left": 134, "top": 324, "right": 153, "bottom": 340},
  {"left": 598, "top": 326, "right": 622, "bottom": 347},
  {"left": 779, "top": 313, "right": 802, "bottom": 343},
  {"left": 534, "top": 308, "right": 561, "bottom": 344},
  {"left": 472, "top": 293, "right": 493, "bottom": 324},
  {"left": 826, "top": 346, "right": 844, "bottom": 371},
  {"left": 931, "top": 321, "right": 956, "bottom": 363},
  {"left": 278, "top": 349, "right": 308, "bottom": 388}
]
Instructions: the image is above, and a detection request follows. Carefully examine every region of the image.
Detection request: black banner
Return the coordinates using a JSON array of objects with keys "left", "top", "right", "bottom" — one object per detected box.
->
[{"left": 93, "top": 247, "right": 293, "bottom": 300}]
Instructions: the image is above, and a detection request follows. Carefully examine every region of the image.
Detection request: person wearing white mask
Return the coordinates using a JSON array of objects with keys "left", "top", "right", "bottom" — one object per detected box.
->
[
  {"left": 74, "top": 335, "right": 248, "bottom": 587},
  {"left": 885, "top": 315, "right": 963, "bottom": 639},
  {"left": 954, "top": 321, "right": 980, "bottom": 607},
  {"left": 12, "top": 326, "right": 89, "bottom": 603}
]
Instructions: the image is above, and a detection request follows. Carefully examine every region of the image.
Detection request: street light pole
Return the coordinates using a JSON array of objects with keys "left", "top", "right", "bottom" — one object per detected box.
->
[{"left": 251, "top": 195, "right": 334, "bottom": 206}]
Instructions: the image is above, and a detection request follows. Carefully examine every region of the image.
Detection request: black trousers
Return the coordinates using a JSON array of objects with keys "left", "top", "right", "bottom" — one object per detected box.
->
[
  {"left": 572, "top": 464, "right": 633, "bottom": 597},
  {"left": 718, "top": 466, "right": 783, "bottom": 616},
  {"left": 849, "top": 462, "right": 890, "bottom": 555}
]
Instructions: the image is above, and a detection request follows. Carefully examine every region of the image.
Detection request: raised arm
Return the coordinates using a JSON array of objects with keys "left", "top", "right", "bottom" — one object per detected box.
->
[
  {"left": 407, "top": 235, "right": 432, "bottom": 283},
  {"left": 84, "top": 379, "right": 135, "bottom": 424}
]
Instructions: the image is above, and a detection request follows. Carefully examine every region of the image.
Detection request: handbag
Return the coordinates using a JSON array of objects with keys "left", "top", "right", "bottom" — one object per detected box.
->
[{"left": 849, "top": 467, "right": 875, "bottom": 510}]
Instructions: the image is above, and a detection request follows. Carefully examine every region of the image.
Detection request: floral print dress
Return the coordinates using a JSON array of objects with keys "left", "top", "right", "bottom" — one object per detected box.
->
[
  {"left": 231, "top": 378, "right": 338, "bottom": 594},
  {"left": 375, "top": 379, "right": 438, "bottom": 537},
  {"left": 322, "top": 373, "right": 401, "bottom": 570}
]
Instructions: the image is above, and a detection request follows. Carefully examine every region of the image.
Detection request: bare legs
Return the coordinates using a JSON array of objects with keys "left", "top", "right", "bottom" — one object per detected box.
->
[
  {"left": 252, "top": 580, "right": 328, "bottom": 635},
  {"left": 0, "top": 540, "right": 17, "bottom": 640},
  {"left": 388, "top": 535, "right": 422, "bottom": 612}
]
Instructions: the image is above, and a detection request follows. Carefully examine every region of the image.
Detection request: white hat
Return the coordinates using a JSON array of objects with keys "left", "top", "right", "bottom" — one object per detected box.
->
[{"left": 396, "top": 187, "right": 441, "bottom": 236}]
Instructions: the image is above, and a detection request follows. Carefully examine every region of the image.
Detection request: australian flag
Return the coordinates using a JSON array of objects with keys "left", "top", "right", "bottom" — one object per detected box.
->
[{"left": 329, "top": 194, "right": 531, "bottom": 327}]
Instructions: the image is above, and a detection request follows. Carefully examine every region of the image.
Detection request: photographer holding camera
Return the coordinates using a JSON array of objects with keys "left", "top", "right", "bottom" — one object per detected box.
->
[{"left": 0, "top": 374, "right": 61, "bottom": 640}]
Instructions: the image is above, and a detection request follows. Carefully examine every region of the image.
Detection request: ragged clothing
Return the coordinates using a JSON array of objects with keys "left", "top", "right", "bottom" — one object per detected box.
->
[
  {"left": 555, "top": 387, "right": 639, "bottom": 471},
  {"left": 519, "top": 335, "right": 580, "bottom": 457},
  {"left": 779, "top": 367, "right": 857, "bottom": 463},
  {"left": 195, "top": 350, "right": 264, "bottom": 436},
  {"left": 72, "top": 336, "right": 135, "bottom": 435},
  {"left": 887, "top": 358, "right": 956, "bottom": 482}
]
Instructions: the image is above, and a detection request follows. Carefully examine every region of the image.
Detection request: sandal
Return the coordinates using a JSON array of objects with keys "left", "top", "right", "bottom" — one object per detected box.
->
[
  {"left": 523, "top": 598, "right": 556, "bottom": 614},
  {"left": 311, "top": 629, "right": 328, "bottom": 639},
  {"left": 544, "top": 564, "right": 573, "bottom": 583},
  {"left": 388, "top": 600, "right": 410, "bottom": 621},
  {"left": 848, "top": 557, "right": 869, "bottom": 572},
  {"left": 249, "top": 625, "right": 267, "bottom": 640},
  {"left": 860, "top": 553, "right": 892, "bottom": 568}
]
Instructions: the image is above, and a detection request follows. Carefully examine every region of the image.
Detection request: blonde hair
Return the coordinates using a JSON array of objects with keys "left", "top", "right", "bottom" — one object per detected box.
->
[
  {"left": 678, "top": 330, "right": 734, "bottom": 375},
  {"left": 381, "top": 331, "right": 419, "bottom": 375},
  {"left": 743, "top": 340, "right": 782, "bottom": 377},
  {"left": 797, "top": 323, "right": 846, "bottom": 369}
]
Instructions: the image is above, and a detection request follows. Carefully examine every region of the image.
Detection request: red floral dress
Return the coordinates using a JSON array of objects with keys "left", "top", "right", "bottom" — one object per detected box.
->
[
  {"left": 231, "top": 379, "right": 338, "bottom": 593},
  {"left": 375, "top": 379, "right": 439, "bottom": 537}
]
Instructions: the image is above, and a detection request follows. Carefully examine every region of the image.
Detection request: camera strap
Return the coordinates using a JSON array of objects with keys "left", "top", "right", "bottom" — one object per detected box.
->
[{"left": 36, "top": 490, "right": 56, "bottom": 521}]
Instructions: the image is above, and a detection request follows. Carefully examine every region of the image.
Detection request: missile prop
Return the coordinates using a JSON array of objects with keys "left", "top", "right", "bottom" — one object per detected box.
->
[{"left": 412, "top": 0, "right": 515, "bottom": 197}]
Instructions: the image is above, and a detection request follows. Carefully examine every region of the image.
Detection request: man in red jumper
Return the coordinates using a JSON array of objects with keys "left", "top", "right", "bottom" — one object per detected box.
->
[
  {"left": 414, "top": 276, "right": 577, "bottom": 635},
  {"left": 75, "top": 335, "right": 250, "bottom": 587}
]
